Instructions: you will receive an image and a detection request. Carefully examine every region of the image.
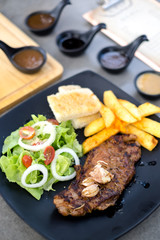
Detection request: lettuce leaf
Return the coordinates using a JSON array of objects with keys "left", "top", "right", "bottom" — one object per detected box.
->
[
  {"left": 53, "top": 120, "right": 83, "bottom": 157},
  {"left": 2, "top": 114, "right": 47, "bottom": 155},
  {"left": 2, "top": 130, "right": 19, "bottom": 154},
  {"left": 0, "top": 116, "right": 82, "bottom": 200}
]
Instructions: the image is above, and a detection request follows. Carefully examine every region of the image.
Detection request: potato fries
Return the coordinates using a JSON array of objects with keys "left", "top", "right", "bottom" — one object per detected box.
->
[
  {"left": 83, "top": 90, "right": 160, "bottom": 154},
  {"left": 122, "top": 124, "right": 158, "bottom": 151},
  {"left": 119, "top": 99, "right": 141, "bottom": 121},
  {"left": 83, "top": 127, "right": 119, "bottom": 154},
  {"left": 133, "top": 117, "right": 160, "bottom": 138},
  {"left": 113, "top": 118, "right": 128, "bottom": 132},
  {"left": 84, "top": 117, "right": 105, "bottom": 137},
  {"left": 100, "top": 104, "right": 115, "bottom": 128},
  {"left": 138, "top": 102, "right": 160, "bottom": 117},
  {"left": 104, "top": 91, "right": 137, "bottom": 123}
]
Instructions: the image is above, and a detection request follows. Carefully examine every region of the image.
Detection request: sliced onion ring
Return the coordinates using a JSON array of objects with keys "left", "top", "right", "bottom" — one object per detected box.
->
[
  {"left": 21, "top": 164, "right": 48, "bottom": 188},
  {"left": 51, "top": 148, "right": 80, "bottom": 181},
  {"left": 18, "top": 121, "right": 56, "bottom": 152}
]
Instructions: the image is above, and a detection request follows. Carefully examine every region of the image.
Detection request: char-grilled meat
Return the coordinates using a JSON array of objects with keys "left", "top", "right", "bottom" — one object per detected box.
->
[{"left": 54, "top": 134, "right": 141, "bottom": 216}]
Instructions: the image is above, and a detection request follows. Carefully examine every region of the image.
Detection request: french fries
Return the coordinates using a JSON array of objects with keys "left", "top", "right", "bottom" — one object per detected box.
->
[
  {"left": 113, "top": 118, "right": 128, "bottom": 132},
  {"left": 103, "top": 91, "right": 137, "bottom": 123},
  {"left": 84, "top": 117, "right": 105, "bottom": 137},
  {"left": 138, "top": 102, "right": 160, "bottom": 117},
  {"left": 119, "top": 99, "right": 141, "bottom": 121},
  {"left": 84, "top": 104, "right": 115, "bottom": 137},
  {"left": 100, "top": 104, "right": 115, "bottom": 128},
  {"left": 83, "top": 127, "right": 119, "bottom": 154},
  {"left": 121, "top": 124, "right": 158, "bottom": 151},
  {"left": 133, "top": 117, "right": 160, "bottom": 138},
  {"left": 83, "top": 90, "right": 160, "bottom": 154}
]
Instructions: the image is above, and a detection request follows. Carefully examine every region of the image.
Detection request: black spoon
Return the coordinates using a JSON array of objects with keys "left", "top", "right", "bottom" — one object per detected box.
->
[
  {"left": 98, "top": 35, "right": 149, "bottom": 73},
  {"left": 25, "top": 0, "right": 71, "bottom": 35},
  {"left": 0, "top": 40, "right": 47, "bottom": 74},
  {"left": 56, "top": 23, "right": 106, "bottom": 56}
]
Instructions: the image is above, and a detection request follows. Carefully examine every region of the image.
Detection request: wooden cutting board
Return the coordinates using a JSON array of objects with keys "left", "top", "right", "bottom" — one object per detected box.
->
[{"left": 0, "top": 13, "right": 63, "bottom": 115}]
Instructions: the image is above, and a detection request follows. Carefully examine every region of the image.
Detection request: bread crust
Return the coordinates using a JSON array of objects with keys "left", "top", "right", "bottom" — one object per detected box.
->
[
  {"left": 58, "top": 85, "right": 81, "bottom": 93},
  {"left": 47, "top": 88, "right": 101, "bottom": 123}
]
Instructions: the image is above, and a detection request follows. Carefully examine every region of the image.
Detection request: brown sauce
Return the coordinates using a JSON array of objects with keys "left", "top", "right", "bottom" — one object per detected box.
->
[
  {"left": 13, "top": 49, "right": 44, "bottom": 69},
  {"left": 137, "top": 73, "right": 160, "bottom": 95},
  {"left": 62, "top": 38, "right": 85, "bottom": 50},
  {"left": 27, "top": 13, "right": 55, "bottom": 30},
  {"left": 101, "top": 51, "right": 128, "bottom": 69}
]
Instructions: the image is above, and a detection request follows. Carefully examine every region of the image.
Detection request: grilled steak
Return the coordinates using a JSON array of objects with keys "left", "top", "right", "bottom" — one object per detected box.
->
[{"left": 54, "top": 134, "right": 141, "bottom": 216}]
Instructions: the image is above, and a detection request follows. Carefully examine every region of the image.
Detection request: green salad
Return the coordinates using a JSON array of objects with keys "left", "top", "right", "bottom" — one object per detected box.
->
[{"left": 0, "top": 114, "right": 83, "bottom": 200}]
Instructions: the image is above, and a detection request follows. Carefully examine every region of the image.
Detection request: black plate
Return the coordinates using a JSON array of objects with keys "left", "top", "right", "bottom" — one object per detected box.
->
[{"left": 0, "top": 71, "right": 160, "bottom": 240}]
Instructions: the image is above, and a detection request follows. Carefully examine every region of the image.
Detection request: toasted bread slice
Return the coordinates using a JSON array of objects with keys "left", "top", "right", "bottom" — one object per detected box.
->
[
  {"left": 58, "top": 85, "right": 81, "bottom": 93},
  {"left": 58, "top": 85, "right": 100, "bottom": 128},
  {"left": 47, "top": 88, "right": 101, "bottom": 122},
  {"left": 71, "top": 112, "right": 101, "bottom": 129}
]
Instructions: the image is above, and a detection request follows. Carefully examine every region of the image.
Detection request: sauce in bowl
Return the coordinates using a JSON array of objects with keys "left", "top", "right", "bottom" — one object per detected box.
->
[
  {"left": 27, "top": 13, "right": 55, "bottom": 30},
  {"left": 136, "top": 72, "right": 160, "bottom": 96},
  {"left": 61, "top": 38, "right": 85, "bottom": 50},
  {"left": 13, "top": 49, "right": 44, "bottom": 70},
  {"left": 100, "top": 51, "right": 128, "bottom": 70}
]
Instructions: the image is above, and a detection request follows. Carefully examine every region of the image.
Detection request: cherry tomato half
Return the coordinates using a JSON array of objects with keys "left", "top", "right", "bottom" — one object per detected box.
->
[
  {"left": 47, "top": 119, "right": 59, "bottom": 125},
  {"left": 19, "top": 126, "right": 35, "bottom": 140},
  {"left": 22, "top": 155, "right": 32, "bottom": 168},
  {"left": 44, "top": 146, "right": 55, "bottom": 165}
]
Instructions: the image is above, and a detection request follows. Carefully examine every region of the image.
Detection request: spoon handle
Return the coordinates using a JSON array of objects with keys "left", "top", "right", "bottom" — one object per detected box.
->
[
  {"left": 0, "top": 40, "right": 15, "bottom": 58},
  {"left": 50, "top": 0, "right": 71, "bottom": 16},
  {"left": 125, "top": 35, "right": 148, "bottom": 59},
  {"left": 83, "top": 23, "right": 106, "bottom": 45}
]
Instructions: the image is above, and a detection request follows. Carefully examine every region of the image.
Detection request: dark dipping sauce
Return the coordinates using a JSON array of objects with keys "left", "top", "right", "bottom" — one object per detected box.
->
[
  {"left": 101, "top": 51, "right": 128, "bottom": 69},
  {"left": 13, "top": 49, "right": 44, "bottom": 69},
  {"left": 61, "top": 38, "right": 85, "bottom": 50},
  {"left": 27, "top": 13, "right": 55, "bottom": 30}
]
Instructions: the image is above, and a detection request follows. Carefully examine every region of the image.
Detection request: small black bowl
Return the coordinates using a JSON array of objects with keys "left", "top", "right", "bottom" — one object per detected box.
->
[
  {"left": 134, "top": 70, "right": 160, "bottom": 99},
  {"left": 11, "top": 46, "right": 47, "bottom": 74},
  {"left": 97, "top": 46, "right": 130, "bottom": 74},
  {"left": 25, "top": 11, "right": 55, "bottom": 36},
  {"left": 97, "top": 35, "right": 148, "bottom": 74},
  {"left": 56, "top": 30, "right": 86, "bottom": 56},
  {"left": 56, "top": 23, "right": 106, "bottom": 57},
  {"left": 25, "top": 0, "right": 71, "bottom": 35},
  {"left": 0, "top": 40, "right": 47, "bottom": 74}
]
